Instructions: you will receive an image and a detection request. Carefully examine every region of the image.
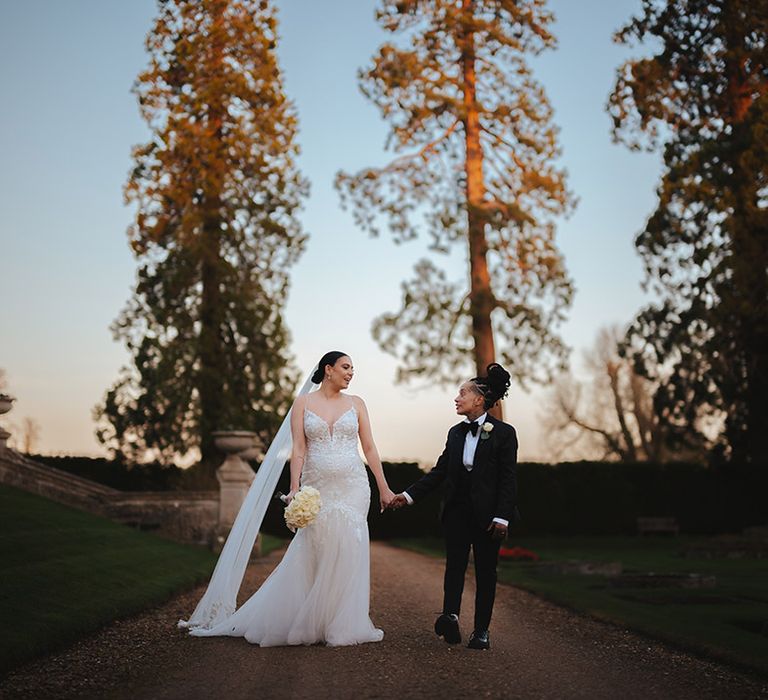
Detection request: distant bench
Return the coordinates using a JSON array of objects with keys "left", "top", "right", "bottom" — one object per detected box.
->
[{"left": 637, "top": 516, "right": 680, "bottom": 536}]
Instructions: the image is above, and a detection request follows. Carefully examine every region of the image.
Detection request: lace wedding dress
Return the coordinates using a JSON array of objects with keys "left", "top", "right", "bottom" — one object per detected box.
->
[{"left": 190, "top": 405, "right": 384, "bottom": 647}]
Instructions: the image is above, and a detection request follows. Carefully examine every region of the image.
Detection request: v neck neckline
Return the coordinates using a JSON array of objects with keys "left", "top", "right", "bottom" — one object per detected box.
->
[{"left": 305, "top": 406, "right": 355, "bottom": 439}]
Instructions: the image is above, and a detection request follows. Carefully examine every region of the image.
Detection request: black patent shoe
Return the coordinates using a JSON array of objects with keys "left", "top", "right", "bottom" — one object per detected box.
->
[
  {"left": 467, "top": 630, "right": 490, "bottom": 650},
  {"left": 434, "top": 613, "right": 462, "bottom": 644}
]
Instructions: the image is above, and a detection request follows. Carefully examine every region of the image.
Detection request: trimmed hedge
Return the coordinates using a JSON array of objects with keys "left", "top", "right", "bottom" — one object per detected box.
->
[
  {"left": 261, "top": 460, "right": 767, "bottom": 538},
  {"left": 510, "top": 461, "right": 768, "bottom": 536},
  {"left": 28, "top": 454, "right": 768, "bottom": 537},
  {"left": 28, "top": 454, "right": 183, "bottom": 491}
]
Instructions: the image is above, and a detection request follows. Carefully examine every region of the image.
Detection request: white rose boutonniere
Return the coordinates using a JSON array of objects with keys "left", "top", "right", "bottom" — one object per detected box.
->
[
  {"left": 480, "top": 422, "right": 494, "bottom": 440},
  {"left": 284, "top": 485, "right": 322, "bottom": 532}
]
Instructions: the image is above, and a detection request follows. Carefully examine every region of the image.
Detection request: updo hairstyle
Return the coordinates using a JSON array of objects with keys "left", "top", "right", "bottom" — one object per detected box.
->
[
  {"left": 470, "top": 362, "right": 511, "bottom": 410},
  {"left": 311, "top": 351, "right": 349, "bottom": 384}
]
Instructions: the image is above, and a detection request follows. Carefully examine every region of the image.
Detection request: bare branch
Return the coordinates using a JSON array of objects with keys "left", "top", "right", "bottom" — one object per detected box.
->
[{"left": 375, "top": 118, "right": 461, "bottom": 174}]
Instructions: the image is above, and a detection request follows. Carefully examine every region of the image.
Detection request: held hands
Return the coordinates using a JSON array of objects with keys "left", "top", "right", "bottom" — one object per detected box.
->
[
  {"left": 379, "top": 487, "right": 397, "bottom": 513},
  {"left": 387, "top": 494, "right": 408, "bottom": 510},
  {"left": 487, "top": 521, "right": 508, "bottom": 542}
]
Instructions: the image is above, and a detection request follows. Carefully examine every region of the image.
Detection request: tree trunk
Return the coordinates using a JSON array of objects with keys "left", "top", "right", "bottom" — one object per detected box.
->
[
  {"left": 199, "top": 210, "right": 225, "bottom": 467},
  {"left": 723, "top": 159, "right": 767, "bottom": 466},
  {"left": 198, "top": 6, "right": 227, "bottom": 469},
  {"left": 629, "top": 371, "right": 655, "bottom": 461},
  {"left": 460, "top": 0, "right": 499, "bottom": 417},
  {"left": 607, "top": 361, "right": 637, "bottom": 461},
  {"left": 724, "top": 33, "right": 768, "bottom": 466}
]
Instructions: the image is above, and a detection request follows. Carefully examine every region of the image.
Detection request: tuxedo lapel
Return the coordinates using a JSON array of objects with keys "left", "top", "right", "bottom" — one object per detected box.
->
[
  {"left": 449, "top": 424, "right": 465, "bottom": 469},
  {"left": 471, "top": 416, "right": 496, "bottom": 470}
]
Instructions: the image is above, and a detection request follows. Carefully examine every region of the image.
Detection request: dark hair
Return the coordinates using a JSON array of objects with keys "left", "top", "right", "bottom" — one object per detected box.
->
[
  {"left": 470, "top": 362, "right": 511, "bottom": 410},
  {"left": 311, "top": 351, "right": 349, "bottom": 384}
]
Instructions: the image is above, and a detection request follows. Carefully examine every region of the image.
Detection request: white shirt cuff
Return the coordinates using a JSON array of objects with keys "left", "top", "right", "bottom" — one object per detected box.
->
[
  {"left": 492, "top": 517, "right": 509, "bottom": 527},
  {"left": 402, "top": 491, "right": 414, "bottom": 505}
]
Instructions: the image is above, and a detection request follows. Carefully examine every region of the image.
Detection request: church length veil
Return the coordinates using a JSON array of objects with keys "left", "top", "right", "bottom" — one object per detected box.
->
[{"left": 178, "top": 368, "right": 317, "bottom": 631}]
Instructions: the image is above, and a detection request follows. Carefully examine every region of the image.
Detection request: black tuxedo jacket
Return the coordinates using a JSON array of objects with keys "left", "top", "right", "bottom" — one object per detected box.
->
[{"left": 405, "top": 415, "right": 519, "bottom": 527}]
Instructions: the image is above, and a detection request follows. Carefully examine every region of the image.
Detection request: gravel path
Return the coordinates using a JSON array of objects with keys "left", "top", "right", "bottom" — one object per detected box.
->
[{"left": 1, "top": 542, "right": 766, "bottom": 700}]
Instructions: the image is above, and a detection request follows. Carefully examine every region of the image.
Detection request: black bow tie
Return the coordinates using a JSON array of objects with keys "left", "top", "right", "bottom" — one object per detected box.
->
[{"left": 461, "top": 420, "right": 480, "bottom": 437}]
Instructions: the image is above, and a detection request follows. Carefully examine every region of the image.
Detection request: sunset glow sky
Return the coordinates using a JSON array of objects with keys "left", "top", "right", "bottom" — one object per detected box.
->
[{"left": 0, "top": 0, "right": 661, "bottom": 464}]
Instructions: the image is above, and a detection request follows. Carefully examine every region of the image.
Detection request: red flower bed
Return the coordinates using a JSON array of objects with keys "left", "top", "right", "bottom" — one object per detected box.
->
[{"left": 499, "top": 546, "right": 540, "bottom": 562}]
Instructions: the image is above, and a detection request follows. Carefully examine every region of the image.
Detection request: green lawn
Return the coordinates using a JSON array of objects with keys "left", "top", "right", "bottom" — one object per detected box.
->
[
  {"left": 260, "top": 533, "right": 287, "bottom": 556},
  {"left": 390, "top": 535, "right": 768, "bottom": 677},
  {"left": 0, "top": 484, "right": 279, "bottom": 676}
]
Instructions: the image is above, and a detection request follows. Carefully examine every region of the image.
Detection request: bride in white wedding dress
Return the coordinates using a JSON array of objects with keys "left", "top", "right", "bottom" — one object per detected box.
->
[{"left": 184, "top": 351, "right": 396, "bottom": 647}]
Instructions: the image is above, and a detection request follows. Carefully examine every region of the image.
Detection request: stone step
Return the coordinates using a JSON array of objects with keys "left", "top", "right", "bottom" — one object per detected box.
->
[
  {"left": 3, "top": 450, "right": 118, "bottom": 498},
  {"left": 0, "top": 449, "right": 119, "bottom": 516}
]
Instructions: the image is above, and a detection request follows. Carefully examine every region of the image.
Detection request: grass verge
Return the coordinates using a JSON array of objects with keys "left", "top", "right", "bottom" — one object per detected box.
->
[
  {"left": 390, "top": 534, "right": 768, "bottom": 677},
  {"left": 260, "top": 533, "right": 287, "bottom": 556},
  {"left": 0, "top": 484, "right": 218, "bottom": 676}
]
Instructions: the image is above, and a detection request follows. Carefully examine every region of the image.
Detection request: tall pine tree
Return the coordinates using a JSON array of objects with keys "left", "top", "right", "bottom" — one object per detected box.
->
[
  {"left": 336, "top": 0, "right": 574, "bottom": 397},
  {"left": 96, "top": 0, "right": 308, "bottom": 471},
  {"left": 609, "top": 0, "right": 768, "bottom": 465}
]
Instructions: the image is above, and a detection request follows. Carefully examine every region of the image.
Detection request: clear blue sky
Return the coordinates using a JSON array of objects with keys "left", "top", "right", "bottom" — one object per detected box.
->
[{"left": 0, "top": 0, "right": 660, "bottom": 463}]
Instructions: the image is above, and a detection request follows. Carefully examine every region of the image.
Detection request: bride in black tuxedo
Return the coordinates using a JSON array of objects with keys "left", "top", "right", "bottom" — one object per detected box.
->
[{"left": 390, "top": 363, "right": 518, "bottom": 651}]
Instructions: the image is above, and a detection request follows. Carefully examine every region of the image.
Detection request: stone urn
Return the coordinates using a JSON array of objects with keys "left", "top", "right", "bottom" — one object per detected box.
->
[
  {"left": 0, "top": 394, "right": 14, "bottom": 453},
  {"left": 212, "top": 430, "right": 259, "bottom": 553},
  {"left": 0, "top": 394, "right": 14, "bottom": 416},
  {"left": 213, "top": 431, "right": 255, "bottom": 455}
]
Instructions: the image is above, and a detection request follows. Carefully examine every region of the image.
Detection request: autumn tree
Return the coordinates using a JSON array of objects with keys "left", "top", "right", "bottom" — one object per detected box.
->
[
  {"left": 609, "top": 0, "right": 768, "bottom": 465},
  {"left": 336, "top": 0, "right": 574, "bottom": 398},
  {"left": 543, "top": 326, "right": 709, "bottom": 462},
  {"left": 96, "top": 0, "right": 308, "bottom": 472}
]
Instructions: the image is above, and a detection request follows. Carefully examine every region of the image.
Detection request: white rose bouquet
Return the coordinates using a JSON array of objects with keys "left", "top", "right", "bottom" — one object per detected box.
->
[{"left": 283, "top": 486, "right": 322, "bottom": 532}]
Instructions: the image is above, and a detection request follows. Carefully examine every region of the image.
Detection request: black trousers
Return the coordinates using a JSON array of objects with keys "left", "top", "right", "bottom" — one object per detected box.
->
[{"left": 442, "top": 482, "right": 501, "bottom": 632}]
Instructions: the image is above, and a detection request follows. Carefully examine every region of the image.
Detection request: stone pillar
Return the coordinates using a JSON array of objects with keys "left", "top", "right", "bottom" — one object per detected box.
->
[
  {"left": 0, "top": 427, "right": 9, "bottom": 455},
  {"left": 213, "top": 431, "right": 260, "bottom": 555},
  {"left": 0, "top": 395, "right": 14, "bottom": 456}
]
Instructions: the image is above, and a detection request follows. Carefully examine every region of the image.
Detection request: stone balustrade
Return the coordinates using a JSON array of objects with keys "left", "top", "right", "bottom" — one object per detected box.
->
[
  {"left": 0, "top": 397, "right": 264, "bottom": 549},
  {"left": 0, "top": 447, "right": 221, "bottom": 546}
]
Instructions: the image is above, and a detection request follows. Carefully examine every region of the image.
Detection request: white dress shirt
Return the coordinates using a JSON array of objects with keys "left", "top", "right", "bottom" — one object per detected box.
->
[
  {"left": 462, "top": 412, "right": 486, "bottom": 469},
  {"left": 403, "top": 413, "right": 508, "bottom": 527}
]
